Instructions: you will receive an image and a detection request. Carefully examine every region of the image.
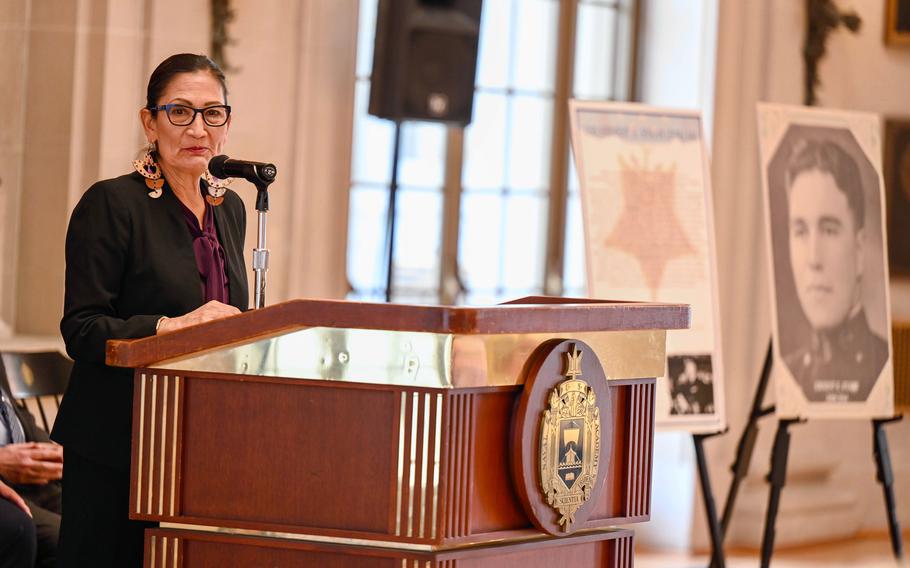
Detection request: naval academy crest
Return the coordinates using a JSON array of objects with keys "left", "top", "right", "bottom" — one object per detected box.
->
[{"left": 539, "top": 344, "right": 601, "bottom": 531}]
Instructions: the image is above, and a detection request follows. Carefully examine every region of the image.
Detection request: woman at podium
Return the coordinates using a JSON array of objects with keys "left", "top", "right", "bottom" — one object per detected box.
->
[{"left": 52, "top": 53, "right": 249, "bottom": 567}]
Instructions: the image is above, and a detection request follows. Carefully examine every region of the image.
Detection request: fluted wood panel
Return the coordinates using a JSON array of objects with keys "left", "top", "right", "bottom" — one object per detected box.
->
[
  {"left": 132, "top": 373, "right": 182, "bottom": 519},
  {"left": 444, "top": 393, "right": 474, "bottom": 539},
  {"left": 146, "top": 533, "right": 182, "bottom": 568},
  {"left": 395, "top": 391, "right": 444, "bottom": 540},
  {"left": 398, "top": 560, "right": 434, "bottom": 568},
  {"left": 613, "top": 533, "right": 633, "bottom": 568},
  {"left": 625, "top": 382, "right": 654, "bottom": 519}
]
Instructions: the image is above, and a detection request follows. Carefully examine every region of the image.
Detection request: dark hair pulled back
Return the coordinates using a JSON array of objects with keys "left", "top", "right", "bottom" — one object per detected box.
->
[{"left": 145, "top": 53, "right": 228, "bottom": 112}]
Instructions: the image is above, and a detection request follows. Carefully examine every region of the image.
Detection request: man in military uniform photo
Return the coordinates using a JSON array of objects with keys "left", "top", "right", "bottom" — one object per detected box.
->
[
  {"left": 668, "top": 356, "right": 715, "bottom": 415},
  {"left": 782, "top": 138, "right": 889, "bottom": 403}
]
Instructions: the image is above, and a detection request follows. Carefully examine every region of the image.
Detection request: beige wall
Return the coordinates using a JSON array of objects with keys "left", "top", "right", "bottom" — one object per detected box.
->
[
  {"left": 0, "top": 0, "right": 355, "bottom": 336},
  {"left": 711, "top": 0, "right": 910, "bottom": 550},
  {"left": 0, "top": 0, "right": 32, "bottom": 328},
  {"left": 224, "top": 0, "right": 356, "bottom": 302}
]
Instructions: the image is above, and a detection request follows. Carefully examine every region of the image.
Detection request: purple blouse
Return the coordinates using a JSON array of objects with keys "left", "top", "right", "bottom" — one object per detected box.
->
[{"left": 177, "top": 197, "right": 230, "bottom": 303}]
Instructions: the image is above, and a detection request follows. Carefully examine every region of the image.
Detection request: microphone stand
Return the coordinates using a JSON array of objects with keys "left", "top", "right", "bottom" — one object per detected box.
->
[{"left": 252, "top": 178, "right": 274, "bottom": 309}]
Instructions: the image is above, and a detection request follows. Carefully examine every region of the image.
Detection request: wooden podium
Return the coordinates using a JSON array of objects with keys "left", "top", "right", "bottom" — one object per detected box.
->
[{"left": 108, "top": 297, "right": 689, "bottom": 567}]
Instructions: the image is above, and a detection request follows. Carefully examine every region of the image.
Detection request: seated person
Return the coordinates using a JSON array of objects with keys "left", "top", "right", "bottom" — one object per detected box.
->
[
  {"left": 0, "top": 364, "right": 62, "bottom": 568},
  {"left": 0, "top": 478, "right": 36, "bottom": 568}
]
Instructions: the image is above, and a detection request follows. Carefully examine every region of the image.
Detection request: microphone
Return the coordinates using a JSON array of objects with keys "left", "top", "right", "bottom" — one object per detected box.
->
[{"left": 208, "top": 155, "right": 277, "bottom": 185}]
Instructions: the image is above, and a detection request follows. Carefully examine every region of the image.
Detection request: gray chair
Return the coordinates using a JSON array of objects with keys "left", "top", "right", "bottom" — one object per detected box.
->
[{"left": 0, "top": 351, "right": 72, "bottom": 432}]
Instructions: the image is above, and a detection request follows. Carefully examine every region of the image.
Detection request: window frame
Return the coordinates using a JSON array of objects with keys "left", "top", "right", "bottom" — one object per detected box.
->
[{"left": 348, "top": 0, "right": 643, "bottom": 304}]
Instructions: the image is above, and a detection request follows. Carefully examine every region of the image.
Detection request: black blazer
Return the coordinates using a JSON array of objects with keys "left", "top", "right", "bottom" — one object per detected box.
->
[{"left": 52, "top": 171, "right": 248, "bottom": 470}]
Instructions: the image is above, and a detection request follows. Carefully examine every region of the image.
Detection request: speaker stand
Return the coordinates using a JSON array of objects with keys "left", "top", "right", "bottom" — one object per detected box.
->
[{"left": 384, "top": 120, "right": 403, "bottom": 302}]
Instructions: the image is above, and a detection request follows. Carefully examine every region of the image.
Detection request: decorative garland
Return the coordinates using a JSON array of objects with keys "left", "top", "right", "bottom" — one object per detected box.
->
[
  {"left": 211, "top": 0, "right": 236, "bottom": 72},
  {"left": 804, "top": 0, "right": 861, "bottom": 106}
]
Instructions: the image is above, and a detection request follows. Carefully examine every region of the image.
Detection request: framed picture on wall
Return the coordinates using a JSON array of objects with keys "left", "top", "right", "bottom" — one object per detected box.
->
[
  {"left": 885, "top": 0, "right": 910, "bottom": 45},
  {"left": 758, "top": 103, "right": 894, "bottom": 420},
  {"left": 884, "top": 118, "right": 910, "bottom": 274}
]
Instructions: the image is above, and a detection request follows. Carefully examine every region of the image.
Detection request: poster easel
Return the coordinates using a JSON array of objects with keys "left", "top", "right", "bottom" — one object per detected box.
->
[
  {"left": 711, "top": 341, "right": 903, "bottom": 567},
  {"left": 752, "top": 103, "right": 902, "bottom": 567},
  {"left": 569, "top": 101, "right": 729, "bottom": 566},
  {"left": 694, "top": 429, "right": 728, "bottom": 568}
]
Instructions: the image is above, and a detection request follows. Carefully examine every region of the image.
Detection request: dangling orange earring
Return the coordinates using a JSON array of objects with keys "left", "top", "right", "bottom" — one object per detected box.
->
[
  {"left": 133, "top": 143, "right": 164, "bottom": 199},
  {"left": 203, "top": 170, "right": 231, "bottom": 206}
]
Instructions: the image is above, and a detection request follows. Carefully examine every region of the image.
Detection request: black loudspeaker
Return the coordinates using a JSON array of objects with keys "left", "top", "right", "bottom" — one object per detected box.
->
[{"left": 369, "top": 0, "right": 483, "bottom": 125}]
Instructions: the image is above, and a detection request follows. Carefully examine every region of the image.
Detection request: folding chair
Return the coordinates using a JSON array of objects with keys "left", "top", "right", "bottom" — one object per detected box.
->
[{"left": 0, "top": 351, "right": 72, "bottom": 432}]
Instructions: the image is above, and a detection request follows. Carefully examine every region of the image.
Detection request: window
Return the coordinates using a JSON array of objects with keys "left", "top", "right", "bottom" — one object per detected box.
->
[{"left": 347, "top": 0, "right": 640, "bottom": 304}]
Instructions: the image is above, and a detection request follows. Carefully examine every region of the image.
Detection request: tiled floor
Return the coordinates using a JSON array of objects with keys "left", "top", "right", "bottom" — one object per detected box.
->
[{"left": 636, "top": 536, "right": 908, "bottom": 567}]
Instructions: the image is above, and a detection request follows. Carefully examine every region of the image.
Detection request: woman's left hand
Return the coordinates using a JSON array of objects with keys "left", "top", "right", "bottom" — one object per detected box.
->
[{"left": 156, "top": 300, "right": 241, "bottom": 334}]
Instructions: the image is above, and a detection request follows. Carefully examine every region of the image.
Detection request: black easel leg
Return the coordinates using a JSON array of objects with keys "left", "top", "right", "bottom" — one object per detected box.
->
[
  {"left": 760, "top": 419, "right": 800, "bottom": 568},
  {"left": 694, "top": 434, "right": 725, "bottom": 568},
  {"left": 710, "top": 342, "right": 774, "bottom": 568},
  {"left": 872, "top": 416, "right": 904, "bottom": 560}
]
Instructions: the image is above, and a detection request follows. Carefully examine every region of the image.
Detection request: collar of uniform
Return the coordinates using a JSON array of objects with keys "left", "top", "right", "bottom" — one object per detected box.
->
[{"left": 811, "top": 308, "right": 872, "bottom": 363}]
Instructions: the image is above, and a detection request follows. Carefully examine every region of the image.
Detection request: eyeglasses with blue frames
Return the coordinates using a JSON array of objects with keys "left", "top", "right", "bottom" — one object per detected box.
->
[{"left": 148, "top": 103, "right": 231, "bottom": 127}]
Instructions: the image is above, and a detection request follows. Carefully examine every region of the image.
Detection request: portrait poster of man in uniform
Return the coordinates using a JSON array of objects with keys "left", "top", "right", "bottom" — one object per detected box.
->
[
  {"left": 569, "top": 101, "right": 726, "bottom": 433},
  {"left": 758, "top": 103, "right": 894, "bottom": 419}
]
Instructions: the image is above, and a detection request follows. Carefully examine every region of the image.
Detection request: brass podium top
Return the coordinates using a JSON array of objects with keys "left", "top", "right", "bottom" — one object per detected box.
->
[{"left": 107, "top": 297, "right": 689, "bottom": 388}]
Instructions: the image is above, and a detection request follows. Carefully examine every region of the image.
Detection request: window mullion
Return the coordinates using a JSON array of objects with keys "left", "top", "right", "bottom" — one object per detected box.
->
[
  {"left": 618, "top": 0, "right": 643, "bottom": 101},
  {"left": 439, "top": 126, "right": 464, "bottom": 305},
  {"left": 543, "top": 0, "right": 579, "bottom": 296}
]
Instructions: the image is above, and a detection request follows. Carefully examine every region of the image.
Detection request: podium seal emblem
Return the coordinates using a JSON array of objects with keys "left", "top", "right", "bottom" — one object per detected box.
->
[{"left": 539, "top": 344, "right": 600, "bottom": 531}]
